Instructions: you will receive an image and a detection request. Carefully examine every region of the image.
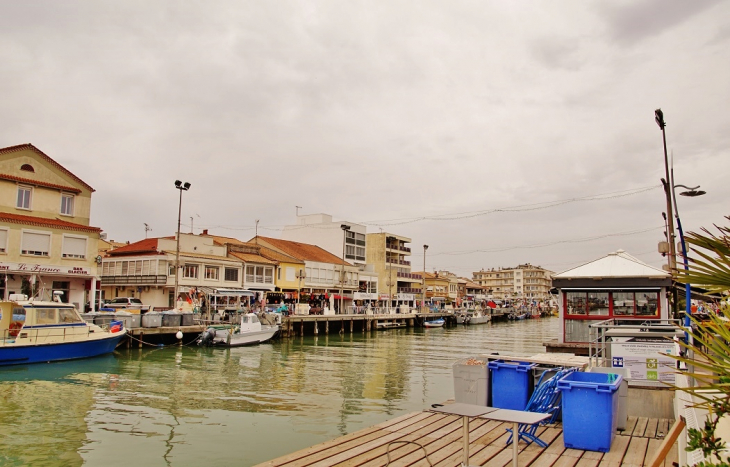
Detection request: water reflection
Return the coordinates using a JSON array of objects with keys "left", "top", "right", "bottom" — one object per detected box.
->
[{"left": 0, "top": 318, "right": 558, "bottom": 466}]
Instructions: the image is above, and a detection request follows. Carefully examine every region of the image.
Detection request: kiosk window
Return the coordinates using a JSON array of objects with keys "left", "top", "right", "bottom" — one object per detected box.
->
[{"left": 566, "top": 292, "right": 587, "bottom": 315}]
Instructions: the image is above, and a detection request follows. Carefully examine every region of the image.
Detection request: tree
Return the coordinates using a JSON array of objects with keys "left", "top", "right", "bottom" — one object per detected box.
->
[{"left": 673, "top": 216, "right": 730, "bottom": 466}]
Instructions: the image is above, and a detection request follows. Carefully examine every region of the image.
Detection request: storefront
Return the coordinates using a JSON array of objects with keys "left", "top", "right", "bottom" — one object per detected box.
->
[{"left": 0, "top": 261, "right": 97, "bottom": 309}]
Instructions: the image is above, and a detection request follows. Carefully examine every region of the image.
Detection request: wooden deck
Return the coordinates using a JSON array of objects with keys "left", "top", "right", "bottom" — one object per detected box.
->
[{"left": 254, "top": 411, "right": 677, "bottom": 467}]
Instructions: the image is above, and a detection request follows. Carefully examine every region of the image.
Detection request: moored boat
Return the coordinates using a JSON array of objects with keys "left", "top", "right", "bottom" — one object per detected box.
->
[
  {"left": 197, "top": 313, "right": 279, "bottom": 347},
  {"left": 424, "top": 318, "right": 445, "bottom": 328},
  {"left": 0, "top": 299, "right": 127, "bottom": 367},
  {"left": 456, "top": 310, "right": 492, "bottom": 325}
]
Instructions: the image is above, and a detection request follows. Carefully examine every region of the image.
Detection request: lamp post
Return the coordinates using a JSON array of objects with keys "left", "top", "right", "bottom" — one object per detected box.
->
[
  {"left": 174, "top": 180, "right": 191, "bottom": 308},
  {"left": 670, "top": 171, "right": 706, "bottom": 322},
  {"left": 655, "top": 109, "right": 677, "bottom": 271},
  {"left": 340, "top": 224, "right": 351, "bottom": 314},
  {"left": 422, "top": 245, "right": 428, "bottom": 313}
]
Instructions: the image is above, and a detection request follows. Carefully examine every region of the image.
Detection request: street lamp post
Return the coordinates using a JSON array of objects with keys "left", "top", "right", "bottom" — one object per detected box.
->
[
  {"left": 655, "top": 109, "right": 677, "bottom": 272},
  {"left": 340, "top": 224, "right": 351, "bottom": 314},
  {"left": 422, "top": 245, "right": 428, "bottom": 313},
  {"left": 174, "top": 180, "right": 191, "bottom": 308}
]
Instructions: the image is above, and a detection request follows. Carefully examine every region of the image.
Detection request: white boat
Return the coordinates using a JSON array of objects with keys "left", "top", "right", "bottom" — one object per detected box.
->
[
  {"left": 424, "top": 318, "right": 445, "bottom": 328},
  {"left": 197, "top": 313, "right": 279, "bottom": 347},
  {"left": 376, "top": 322, "right": 406, "bottom": 330},
  {"left": 0, "top": 299, "right": 127, "bottom": 366},
  {"left": 456, "top": 310, "right": 492, "bottom": 325}
]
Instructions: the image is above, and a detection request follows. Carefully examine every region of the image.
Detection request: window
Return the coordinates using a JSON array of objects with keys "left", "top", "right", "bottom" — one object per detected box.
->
[
  {"left": 62, "top": 236, "right": 87, "bottom": 259},
  {"left": 183, "top": 264, "right": 198, "bottom": 279},
  {"left": 587, "top": 292, "right": 609, "bottom": 316},
  {"left": 277, "top": 267, "right": 281, "bottom": 281},
  {"left": 255, "top": 266, "right": 264, "bottom": 283},
  {"left": 20, "top": 164, "right": 34, "bottom": 172},
  {"left": 36, "top": 308, "right": 57, "bottom": 324},
  {"left": 21, "top": 231, "right": 50, "bottom": 256},
  {"left": 17, "top": 186, "right": 32, "bottom": 210},
  {"left": 60, "top": 194, "right": 74, "bottom": 216},
  {"left": 0, "top": 229, "right": 7, "bottom": 253},
  {"left": 246, "top": 265, "right": 255, "bottom": 282},
  {"left": 612, "top": 292, "right": 635, "bottom": 316},
  {"left": 205, "top": 265, "right": 219, "bottom": 280},
  {"left": 224, "top": 268, "right": 239, "bottom": 282},
  {"left": 59, "top": 308, "right": 82, "bottom": 323},
  {"left": 264, "top": 268, "right": 273, "bottom": 284},
  {"left": 566, "top": 292, "right": 587, "bottom": 315}
]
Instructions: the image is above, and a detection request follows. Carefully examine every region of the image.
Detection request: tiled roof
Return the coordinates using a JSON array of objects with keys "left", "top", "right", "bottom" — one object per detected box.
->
[
  {"left": 161, "top": 251, "right": 240, "bottom": 262},
  {"left": 0, "top": 212, "right": 101, "bottom": 233},
  {"left": 229, "top": 251, "right": 277, "bottom": 265},
  {"left": 255, "top": 236, "right": 350, "bottom": 265},
  {"left": 210, "top": 234, "right": 300, "bottom": 264},
  {"left": 0, "top": 144, "right": 95, "bottom": 192},
  {"left": 106, "top": 238, "right": 161, "bottom": 256},
  {"left": 0, "top": 173, "right": 82, "bottom": 194},
  {"left": 247, "top": 242, "right": 303, "bottom": 264},
  {"left": 210, "top": 235, "right": 248, "bottom": 246}
]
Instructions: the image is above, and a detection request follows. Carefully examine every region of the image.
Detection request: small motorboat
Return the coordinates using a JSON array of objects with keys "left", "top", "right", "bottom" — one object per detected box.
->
[
  {"left": 197, "top": 313, "right": 279, "bottom": 347},
  {"left": 376, "top": 322, "right": 406, "bottom": 330},
  {"left": 0, "top": 299, "right": 127, "bottom": 367},
  {"left": 424, "top": 318, "right": 445, "bottom": 328},
  {"left": 457, "top": 310, "right": 491, "bottom": 325}
]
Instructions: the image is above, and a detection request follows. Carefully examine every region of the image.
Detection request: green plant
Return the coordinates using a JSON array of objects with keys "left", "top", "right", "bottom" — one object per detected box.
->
[{"left": 672, "top": 216, "right": 730, "bottom": 466}]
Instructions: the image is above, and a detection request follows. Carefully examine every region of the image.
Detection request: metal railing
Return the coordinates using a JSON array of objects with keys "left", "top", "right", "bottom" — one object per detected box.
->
[{"left": 587, "top": 318, "right": 682, "bottom": 368}]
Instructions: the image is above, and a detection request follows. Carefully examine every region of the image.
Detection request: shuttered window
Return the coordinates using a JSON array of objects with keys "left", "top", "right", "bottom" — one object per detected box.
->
[
  {"left": 62, "top": 236, "right": 87, "bottom": 259},
  {"left": 0, "top": 229, "right": 7, "bottom": 253},
  {"left": 21, "top": 231, "right": 51, "bottom": 256}
]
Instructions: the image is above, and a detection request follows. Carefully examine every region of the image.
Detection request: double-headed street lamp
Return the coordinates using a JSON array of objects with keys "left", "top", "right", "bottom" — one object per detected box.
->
[
  {"left": 422, "top": 244, "right": 428, "bottom": 312},
  {"left": 655, "top": 109, "right": 677, "bottom": 273},
  {"left": 340, "top": 224, "right": 351, "bottom": 314},
  {"left": 174, "top": 180, "right": 191, "bottom": 307}
]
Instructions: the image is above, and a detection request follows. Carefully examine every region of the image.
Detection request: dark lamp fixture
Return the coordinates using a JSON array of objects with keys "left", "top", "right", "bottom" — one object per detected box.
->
[
  {"left": 175, "top": 180, "right": 191, "bottom": 190},
  {"left": 654, "top": 109, "right": 665, "bottom": 129}
]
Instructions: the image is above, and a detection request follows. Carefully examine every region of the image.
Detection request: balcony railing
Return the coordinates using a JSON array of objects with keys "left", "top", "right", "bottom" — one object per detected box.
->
[
  {"left": 101, "top": 275, "right": 168, "bottom": 286},
  {"left": 397, "top": 272, "right": 422, "bottom": 280},
  {"left": 387, "top": 259, "right": 411, "bottom": 266},
  {"left": 398, "top": 287, "right": 422, "bottom": 294},
  {"left": 386, "top": 244, "right": 411, "bottom": 253}
]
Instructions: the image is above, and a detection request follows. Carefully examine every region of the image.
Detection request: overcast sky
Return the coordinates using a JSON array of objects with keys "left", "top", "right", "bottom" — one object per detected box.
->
[{"left": 1, "top": 0, "right": 728, "bottom": 277}]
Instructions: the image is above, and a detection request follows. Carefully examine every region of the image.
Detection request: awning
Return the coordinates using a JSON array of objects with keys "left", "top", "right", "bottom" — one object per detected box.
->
[{"left": 196, "top": 286, "right": 255, "bottom": 297}]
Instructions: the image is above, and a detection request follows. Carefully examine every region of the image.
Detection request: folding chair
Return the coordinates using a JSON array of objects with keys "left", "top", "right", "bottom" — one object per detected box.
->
[{"left": 506, "top": 367, "right": 578, "bottom": 448}]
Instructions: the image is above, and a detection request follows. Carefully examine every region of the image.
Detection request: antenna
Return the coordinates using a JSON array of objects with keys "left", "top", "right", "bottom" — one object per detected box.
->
[
  {"left": 255, "top": 219, "right": 259, "bottom": 244},
  {"left": 190, "top": 216, "right": 194, "bottom": 234},
  {"left": 144, "top": 223, "right": 152, "bottom": 238}
]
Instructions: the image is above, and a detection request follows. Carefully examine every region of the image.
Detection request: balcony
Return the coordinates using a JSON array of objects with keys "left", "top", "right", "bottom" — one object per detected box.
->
[
  {"left": 101, "top": 275, "right": 168, "bottom": 286},
  {"left": 387, "top": 259, "right": 411, "bottom": 266},
  {"left": 397, "top": 272, "right": 422, "bottom": 280},
  {"left": 398, "top": 287, "right": 422, "bottom": 294},
  {"left": 386, "top": 244, "right": 411, "bottom": 253}
]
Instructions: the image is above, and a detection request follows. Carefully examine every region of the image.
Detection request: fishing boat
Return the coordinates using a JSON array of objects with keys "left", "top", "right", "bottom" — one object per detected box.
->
[
  {"left": 376, "top": 322, "right": 406, "bottom": 330},
  {"left": 456, "top": 310, "right": 492, "bottom": 325},
  {"left": 424, "top": 318, "right": 445, "bottom": 328},
  {"left": 197, "top": 313, "right": 279, "bottom": 347},
  {"left": 0, "top": 298, "right": 127, "bottom": 367}
]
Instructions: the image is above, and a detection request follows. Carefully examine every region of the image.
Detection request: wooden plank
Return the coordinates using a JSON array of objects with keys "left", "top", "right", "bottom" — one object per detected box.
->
[
  {"left": 574, "top": 456, "right": 601, "bottom": 467},
  {"left": 645, "top": 439, "right": 664, "bottom": 467},
  {"left": 306, "top": 430, "right": 413, "bottom": 467},
  {"left": 623, "top": 416, "right": 638, "bottom": 434},
  {"left": 436, "top": 426, "right": 512, "bottom": 467},
  {"left": 644, "top": 418, "right": 659, "bottom": 439},
  {"left": 351, "top": 417, "right": 470, "bottom": 467},
  {"left": 656, "top": 419, "right": 670, "bottom": 439},
  {"left": 597, "top": 434, "right": 630, "bottom": 467},
  {"left": 257, "top": 412, "right": 428, "bottom": 467},
  {"left": 646, "top": 417, "right": 685, "bottom": 467},
  {"left": 632, "top": 417, "right": 649, "bottom": 437},
  {"left": 622, "top": 436, "right": 649, "bottom": 467},
  {"left": 663, "top": 440, "right": 679, "bottom": 467},
  {"left": 366, "top": 420, "right": 467, "bottom": 467},
  {"left": 480, "top": 426, "right": 554, "bottom": 467}
]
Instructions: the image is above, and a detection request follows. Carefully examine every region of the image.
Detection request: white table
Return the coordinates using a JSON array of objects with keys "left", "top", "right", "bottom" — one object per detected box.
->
[
  {"left": 430, "top": 403, "right": 498, "bottom": 466},
  {"left": 480, "top": 409, "right": 550, "bottom": 467}
]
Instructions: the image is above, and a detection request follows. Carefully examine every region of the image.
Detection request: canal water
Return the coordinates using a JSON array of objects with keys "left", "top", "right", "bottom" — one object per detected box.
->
[{"left": 0, "top": 317, "right": 558, "bottom": 467}]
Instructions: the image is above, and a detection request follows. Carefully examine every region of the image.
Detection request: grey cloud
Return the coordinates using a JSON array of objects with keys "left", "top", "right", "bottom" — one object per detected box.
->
[{"left": 597, "top": 0, "right": 723, "bottom": 46}]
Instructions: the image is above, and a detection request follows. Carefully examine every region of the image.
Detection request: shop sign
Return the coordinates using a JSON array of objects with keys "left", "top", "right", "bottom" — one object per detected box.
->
[
  {"left": 396, "top": 293, "right": 414, "bottom": 300},
  {"left": 0, "top": 262, "right": 92, "bottom": 276},
  {"left": 610, "top": 336, "right": 678, "bottom": 385},
  {"left": 354, "top": 292, "right": 378, "bottom": 300},
  {"left": 379, "top": 294, "right": 390, "bottom": 300}
]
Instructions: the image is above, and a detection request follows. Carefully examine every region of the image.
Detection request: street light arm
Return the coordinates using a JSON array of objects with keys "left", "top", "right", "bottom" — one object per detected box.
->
[{"left": 674, "top": 184, "right": 700, "bottom": 191}]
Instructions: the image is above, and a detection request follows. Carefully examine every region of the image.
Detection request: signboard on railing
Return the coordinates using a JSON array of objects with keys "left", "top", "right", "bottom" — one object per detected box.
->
[
  {"left": 0, "top": 262, "right": 93, "bottom": 276},
  {"left": 610, "top": 336, "right": 679, "bottom": 385},
  {"left": 396, "top": 293, "right": 414, "bottom": 301}
]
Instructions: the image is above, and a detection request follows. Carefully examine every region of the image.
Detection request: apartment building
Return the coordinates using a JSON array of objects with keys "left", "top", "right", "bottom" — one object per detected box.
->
[
  {"left": 473, "top": 263, "right": 554, "bottom": 301},
  {"left": 281, "top": 213, "right": 367, "bottom": 266},
  {"left": 0, "top": 144, "right": 102, "bottom": 309},
  {"left": 365, "top": 232, "right": 421, "bottom": 309}
]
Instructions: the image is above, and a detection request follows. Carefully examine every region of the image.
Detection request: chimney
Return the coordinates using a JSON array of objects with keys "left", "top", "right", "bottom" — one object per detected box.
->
[{"left": 202, "top": 229, "right": 208, "bottom": 235}]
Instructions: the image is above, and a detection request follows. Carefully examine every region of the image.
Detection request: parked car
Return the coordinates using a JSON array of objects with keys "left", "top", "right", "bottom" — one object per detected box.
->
[{"left": 103, "top": 297, "right": 150, "bottom": 312}]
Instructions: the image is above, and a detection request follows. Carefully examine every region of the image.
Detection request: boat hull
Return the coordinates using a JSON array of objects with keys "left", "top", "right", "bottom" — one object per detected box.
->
[
  {"left": 424, "top": 319, "right": 445, "bottom": 328},
  {"left": 209, "top": 326, "right": 279, "bottom": 347},
  {"left": 0, "top": 332, "right": 126, "bottom": 366}
]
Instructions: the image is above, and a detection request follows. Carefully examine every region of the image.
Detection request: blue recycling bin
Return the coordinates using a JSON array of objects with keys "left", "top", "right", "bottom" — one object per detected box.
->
[
  {"left": 488, "top": 360, "right": 536, "bottom": 410},
  {"left": 557, "top": 372, "right": 622, "bottom": 452}
]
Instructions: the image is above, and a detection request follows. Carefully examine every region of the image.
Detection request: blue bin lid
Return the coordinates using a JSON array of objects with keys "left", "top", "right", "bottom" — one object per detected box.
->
[
  {"left": 487, "top": 360, "right": 537, "bottom": 372},
  {"left": 557, "top": 371, "right": 622, "bottom": 392}
]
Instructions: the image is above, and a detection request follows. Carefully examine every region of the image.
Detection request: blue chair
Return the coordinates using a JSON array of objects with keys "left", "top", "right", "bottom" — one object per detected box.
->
[{"left": 505, "top": 367, "right": 578, "bottom": 448}]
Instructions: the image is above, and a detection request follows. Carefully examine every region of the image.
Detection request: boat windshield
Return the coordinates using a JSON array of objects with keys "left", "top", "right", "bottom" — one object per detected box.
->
[{"left": 26, "top": 306, "right": 83, "bottom": 325}]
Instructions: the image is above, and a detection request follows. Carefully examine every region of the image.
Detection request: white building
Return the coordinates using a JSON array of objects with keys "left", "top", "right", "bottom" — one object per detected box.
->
[{"left": 281, "top": 213, "right": 367, "bottom": 266}]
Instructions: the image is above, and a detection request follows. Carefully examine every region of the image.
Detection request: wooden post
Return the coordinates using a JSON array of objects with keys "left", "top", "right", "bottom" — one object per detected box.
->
[
  {"left": 300, "top": 320, "right": 304, "bottom": 337},
  {"left": 350, "top": 318, "right": 353, "bottom": 333},
  {"left": 138, "top": 332, "right": 143, "bottom": 348},
  {"left": 314, "top": 320, "right": 318, "bottom": 335},
  {"left": 325, "top": 319, "right": 329, "bottom": 335}
]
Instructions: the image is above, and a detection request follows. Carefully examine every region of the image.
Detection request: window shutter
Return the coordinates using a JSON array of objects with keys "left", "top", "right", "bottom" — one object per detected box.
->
[
  {"left": 22, "top": 232, "right": 51, "bottom": 255},
  {"left": 0, "top": 230, "right": 7, "bottom": 252},
  {"left": 63, "top": 236, "right": 87, "bottom": 258}
]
